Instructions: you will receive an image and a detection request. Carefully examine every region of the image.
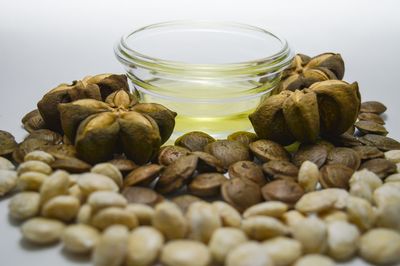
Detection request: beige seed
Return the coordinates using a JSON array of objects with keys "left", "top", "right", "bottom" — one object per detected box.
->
[
  {"left": 208, "top": 227, "right": 248, "bottom": 264},
  {"left": 62, "top": 224, "right": 100, "bottom": 254},
  {"left": 77, "top": 204, "right": 92, "bottom": 224},
  {"left": 9, "top": 192, "right": 40, "bottom": 220},
  {"left": 298, "top": 161, "right": 320, "bottom": 192},
  {"left": 24, "top": 151, "right": 55, "bottom": 165},
  {"left": 77, "top": 173, "right": 119, "bottom": 196},
  {"left": 295, "top": 188, "right": 349, "bottom": 213},
  {"left": 291, "top": 216, "right": 327, "bottom": 254},
  {"left": 349, "top": 181, "right": 373, "bottom": 203},
  {"left": 397, "top": 162, "right": 400, "bottom": 173},
  {"left": 326, "top": 220, "right": 360, "bottom": 260},
  {"left": 385, "top": 173, "right": 400, "bottom": 183},
  {"left": 212, "top": 201, "right": 242, "bottom": 228},
  {"left": 384, "top": 149, "right": 400, "bottom": 163},
  {"left": 91, "top": 207, "right": 138, "bottom": 230},
  {"left": 281, "top": 210, "right": 305, "bottom": 227},
  {"left": 126, "top": 226, "right": 164, "bottom": 266},
  {"left": 42, "top": 195, "right": 80, "bottom": 222},
  {"left": 17, "top": 160, "right": 52, "bottom": 175},
  {"left": 319, "top": 209, "right": 348, "bottom": 223},
  {"left": 152, "top": 201, "right": 188, "bottom": 240},
  {"left": 346, "top": 196, "right": 375, "bottom": 231},
  {"left": 39, "top": 170, "right": 70, "bottom": 204},
  {"left": 91, "top": 163, "right": 123, "bottom": 188},
  {"left": 0, "top": 156, "right": 15, "bottom": 170},
  {"left": 0, "top": 169, "right": 17, "bottom": 196},
  {"left": 262, "top": 237, "right": 302, "bottom": 266},
  {"left": 349, "top": 169, "right": 382, "bottom": 191},
  {"left": 68, "top": 184, "right": 84, "bottom": 203},
  {"left": 186, "top": 201, "right": 221, "bottom": 243},
  {"left": 161, "top": 240, "right": 211, "bottom": 266},
  {"left": 125, "top": 203, "right": 155, "bottom": 225},
  {"left": 243, "top": 201, "right": 288, "bottom": 218},
  {"left": 92, "top": 225, "right": 129, "bottom": 266},
  {"left": 359, "top": 228, "right": 400, "bottom": 265},
  {"left": 294, "top": 254, "right": 335, "bottom": 266},
  {"left": 87, "top": 191, "right": 127, "bottom": 212},
  {"left": 242, "top": 216, "right": 289, "bottom": 241},
  {"left": 226, "top": 241, "right": 273, "bottom": 266},
  {"left": 17, "top": 171, "right": 48, "bottom": 191},
  {"left": 21, "top": 217, "right": 65, "bottom": 244}
]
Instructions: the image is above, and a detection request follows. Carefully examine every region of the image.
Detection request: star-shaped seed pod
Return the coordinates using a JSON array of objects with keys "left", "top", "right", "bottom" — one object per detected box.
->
[
  {"left": 249, "top": 80, "right": 360, "bottom": 145},
  {"left": 37, "top": 74, "right": 129, "bottom": 132},
  {"left": 276, "top": 53, "right": 345, "bottom": 92},
  {"left": 58, "top": 90, "right": 177, "bottom": 164}
]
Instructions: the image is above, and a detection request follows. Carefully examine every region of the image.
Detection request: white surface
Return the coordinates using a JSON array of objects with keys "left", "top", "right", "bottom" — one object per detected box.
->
[{"left": 1, "top": 0, "right": 399, "bottom": 265}]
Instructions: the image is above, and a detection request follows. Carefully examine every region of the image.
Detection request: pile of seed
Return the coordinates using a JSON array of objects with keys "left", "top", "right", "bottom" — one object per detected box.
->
[{"left": 0, "top": 100, "right": 400, "bottom": 266}]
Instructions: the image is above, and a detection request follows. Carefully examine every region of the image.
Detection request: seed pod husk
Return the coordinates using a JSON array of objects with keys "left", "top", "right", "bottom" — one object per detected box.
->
[
  {"left": 175, "top": 131, "right": 215, "bottom": 152},
  {"left": 306, "top": 53, "right": 345, "bottom": 79}
]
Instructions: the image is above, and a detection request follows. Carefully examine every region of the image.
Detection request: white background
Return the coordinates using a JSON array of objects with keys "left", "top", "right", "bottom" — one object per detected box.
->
[{"left": 0, "top": 0, "right": 399, "bottom": 265}]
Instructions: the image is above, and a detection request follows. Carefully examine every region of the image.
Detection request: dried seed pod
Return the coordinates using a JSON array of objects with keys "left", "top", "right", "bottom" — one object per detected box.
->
[
  {"left": 191, "top": 151, "right": 225, "bottom": 173},
  {"left": 227, "top": 131, "right": 259, "bottom": 146},
  {"left": 0, "top": 130, "right": 18, "bottom": 156},
  {"left": 157, "top": 145, "right": 190, "bottom": 166},
  {"left": 243, "top": 201, "right": 288, "bottom": 218},
  {"left": 125, "top": 204, "right": 155, "bottom": 225},
  {"left": 152, "top": 201, "right": 188, "bottom": 240},
  {"left": 0, "top": 169, "right": 17, "bottom": 196},
  {"left": 205, "top": 140, "right": 251, "bottom": 168},
  {"left": 209, "top": 228, "right": 248, "bottom": 264},
  {"left": 262, "top": 237, "right": 302, "bottom": 266},
  {"left": 326, "top": 147, "right": 361, "bottom": 170},
  {"left": 306, "top": 53, "right": 345, "bottom": 79},
  {"left": 91, "top": 207, "right": 138, "bottom": 230},
  {"left": 360, "top": 158, "right": 397, "bottom": 178},
  {"left": 360, "top": 101, "right": 387, "bottom": 114},
  {"left": 221, "top": 178, "right": 263, "bottom": 212},
  {"left": 212, "top": 201, "right": 242, "bottom": 228},
  {"left": 188, "top": 173, "right": 226, "bottom": 197},
  {"left": 21, "top": 109, "right": 47, "bottom": 133},
  {"left": 249, "top": 139, "right": 290, "bottom": 162},
  {"left": 91, "top": 163, "right": 123, "bottom": 188},
  {"left": 42, "top": 195, "right": 81, "bottom": 222},
  {"left": 124, "top": 164, "right": 163, "bottom": 187},
  {"left": 161, "top": 240, "right": 211, "bottom": 266},
  {"left": 9, "top": 192, "right": 40, "bottom": 220},
  {"left": 352, "top": 145, "right": 384, "bottom": 160},
  {"left": 355, "top": 120, "right": 388, "bottom": 136},
  {"left": 174, "top": 131, "right": 215, "bottom": 152},
  {"left": 226, "top": 241, "right": 274, "bottom": 266},
  {"left": 122, "top": 187, "right": 163, "bottom": 206},
  {"left": 359, "top": 134, "right": 400, "bottom": 151},
  {"left": 172, "top": 195, "right": 203, "bottom": 213},
  {"left": 261, "top": 180, "right": 304, "bottom": 206},
  {"left": 358, "top": 112, "right": 385, "bottom": 124},
  {"left": 292, "top": 143, "right": 329, "bottom": 168},
  {"left": 229, "top": 161, "right": 266, "bottom": 186},
  {"left": 262, "top": 160, "right": 299, "bottom": 181},
  {"left": 62, "top": 224, "right": 100, "bottom": 254},
  {"left": 21, "top": 217, "right": 66, "bottom": 245},
  {"left": 51, "top": 157, "right": 92, "bottom": 173},
  {"left": 298, "top": 161, "right": 320, "bottom": 192},
  {"left": 319, "top": 164, "right": 354, "bottom": 189},
  {"left": 291, "top": 216, "right": 327, "bottom": 254},
  {"left": 277, "top": 68, "right": 333, "bottom": 92}
]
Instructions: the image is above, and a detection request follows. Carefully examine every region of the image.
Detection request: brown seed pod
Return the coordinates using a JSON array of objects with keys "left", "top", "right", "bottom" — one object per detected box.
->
[
  {"left": 175, "top": 131, "right": 215, "bottom": 152},
  {"left": 188, "top": 173, "right": 227, "bottom": 197},
  {"left": 21, "top": 109, "right": 47, "bottom": 133},
  {"left": 352, "top": 146, "right": 384, "bottom": 161},
  {"left": 355, "top": 121, "right": 388, "bottom": 136},
  {"left": 326, "top": 147, "right": 361, "bottom": 170},
  {"left": 228, "top": 161, "right": 266, "bottom": 186},
  {"left": 205, "top": 140, "right": 251, "bottom": 168},
  {"left": 360, "top": 101, "right": 387, "bottom": 114},
  {"left": 221, "top": 178, "right": 262, "bottom": 212},
  {"left": 292, "top": 143, "right": 330, "bottom": 168},
  {"left": 124, "top": 164, "right": 163, "bottom": 187},
  {"left": 227, "top": 131, "right": 259, "bottom": 146},
  {"left": 249, "top": 140, "right": 290, "bottom": 163},
  {"left": 39, "top": 144, "right": 77, "bottom": 159},
  {"left": 50, "top": 157, "right": 92, "bottom": 173},
  {"left": 319, "top": 164, "right": 354, "bottom": 189},
  {"left": 262, "top": 160, "right": 299, "bottom": 181},
  {"left": 191, "top": 151, "right": 225, "bottom": 173},
  {"left": 360, "top": 158, "right": 397, "bottom": 179},
  {"left": 358, "top": 134, "right": 400, "bottom": 151},
  {"left": 107, "top": 158, "right": 139, "bottom": 176},
  {"left": 25, "top": 129, "right": 63, "bottom": 145},
  {"left": 0, "top": 130, "right": 18, "bottom": 156},
  {"left": 327, "top": 133, "right": 363, "bottom": 147},
  {"left": 261, "top": 180, "right": 304, "bottom": 206},
  {"left": 157, "top": 145, "right": 191, "bottom": 166},
  {"left": 358, "top": 113, "right": 385, "bottom": 125},
  {"left": 122, "top": 187, "right": 163, "bottom": 206}
]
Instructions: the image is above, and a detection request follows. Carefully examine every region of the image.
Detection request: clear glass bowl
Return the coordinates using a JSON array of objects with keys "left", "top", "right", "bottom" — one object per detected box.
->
[{"left": 115, "top": 21, "right": 294, "bottom": 140}]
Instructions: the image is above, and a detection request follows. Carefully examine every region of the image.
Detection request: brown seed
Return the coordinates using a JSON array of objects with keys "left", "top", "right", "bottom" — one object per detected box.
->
[
  {"left": 188, "top": 173, "right": 227, "bottom": 197},
  {"left": 360, "top": 101, "right": 387, "bottom": 114},
  {"left": 122, "top": 187, "right": 163, "bottom": 206},
  {"left": 355, "top": 120, "right": 388, "bottom": 136},
  {"left": 107, "top": 158, "right": 139, "bottom": 175},
  {"left": 229, "top": 161, "right": 266, "bottom": 186},
  {"left": 25, "top": 129, "right": 63, "bottom": 145},
  {"left": 12, "top": 139, "right": 54, "bottom": 164},
  {"left": 359, "top": 134, "right": 400, "bottom": 151},
  {"left": 261, "top": 180, "right": 304, "bottom": 206},
  {"left": 326, "top": 147, "right": 361, "bottom": 170},
  {"left": 172, "top": 195, "right": 203, "bottom": 213},
  {"left": 358, "top": 113, "right": 385, "bottom": 125},
  {"left": 191, "top": 151, "right": 225, "bottom": 173},
  {"left": 157, "top": 145, "right": 191, "bottom": 166},
  {"left": 352, "top": 146, "right": 384, "bottom": 160},
  {"left": 221, "top": 178, "right": 262, "bottom": 212},
  {"left": 360, "top": 158, "right": 397, "bottom": 179},
  {"left": 21, "top": 109, "right": 47, "bottom": 133},
  {"left": 262, "top": 160, "right": 299, "bottom": 181},
  {"left": 205, "top": 140, "right": 251, "bottom": 168},
  {"left": 327, "top": 133, "right": 362, "bottom": 147},
  {"left": 292, "top": 143, "right": 329, "bottom": 168},
  {"left": 50, "top": 157, "right": 91, "bottom": 173},
  {"left": 249, "top": 140, "right": 290, "bottom": 163},
  {"left": 124, "top": 164, "right": 163, "bottom": 187},
  {"left": 0, "top": 130, "right": 18, "bottom": 156},
  {"left": 227, "top": 131, "right": 259, "bottom": 146},
  {"left": 175, "top": 131, "right": 215, "bottom": 152},
  {"left": 319, "top": 164, "right": 354, "bottom": 189},
  {"left": 39, "top": 144, "right": 77, "bottom": 159}
]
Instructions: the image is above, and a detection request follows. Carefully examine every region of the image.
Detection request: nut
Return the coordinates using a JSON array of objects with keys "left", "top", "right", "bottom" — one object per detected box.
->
[
  {"left": 292, "top": 142, "right": 330, "bottom": 168},
  {"left": 161, "top": 240, "right": 211, "bottom": 266},
  {"left": 326, "top": 220, "right": 360, "bottom": 260},
  {"left": 227, "top": 131, "right": 259, "bottom": 146},
  {"left": 152, "top": 201, "right": 188, "bottom": 240},
  {"left": 205, "top": 140, "right": 251, "bottom": 168},
  {"left": 0, "top": 169, "right": 17, "bottom": 196},
  {"left": 291, "top": 216, "right": 327, "bottom": 254},
  {"left": 123, "top": 164, "right": 163, "bottom": 187},
  {"left": 126, "top": 226, "right": 164, "bottom": 266},
  {"left": 226, "top": 241, "right": 274, "bottom": 266},
  {"left": 326, "top": 147, "right": 361, "bottom": 170},
  {"left": 208, "top": 228, "right": 248, "bottom": 264},
  {"left": 249, "top": 139, "right": 290, "bottom": 162},
  {"left": 298, "top": 161, "right": 320, "bottom": 192},
  {"left": 262, "top": 237, "right": 302, "bottom": 266},
  {"left": 221, "top": 177, "right": 262, "bottom": 212},
  {"left": 76, "top": 204, "right": 92, "bottom": 224},
  {"left": 319, "top": 164, "right": 353, "bottom": 189},
  {"left": 91, "top": 163, "right": 123, "bottom": 188},
  {"left": 295, "top": 188, "right": 349, "bottom": 213},
  {"left": 384, "top": 149, "right": 400, "bottom": 163},
  {"left": 125, "top": 203, "right": 155, "bottom": 225},
  {"left": 157, "top": 145, "right": 190, "bottom": 166},
  {"left": 51, "top": 157, "right": 92, "bottom": 173},
  {"left": 294, "top": 254, "right": 335, "bottom": 266},
  {"left": 261, "top": 179, "right": 304, "bottom": 206},
  {"left": 188, "top": 172, "right": 226, "bottom": 197},
  {"left": 8, "top": 192, "right": 40, "bottom": 220},
  {"left": 87, "top": 191, "right": 127, "bottom": 211},
  {"left": 349, "top": 181, "right": 373, "bottom": 203},
  {"left": 346, "top": 196, "right": 376, "bottom": 231},
  {"left": 229, "top": 161, "right": 266, "bottom": 186},
  {"left": 175, "top": 131, "right": 215, "bottom": 152},
  {"left": 24, "top": 151, "right": 55, "bottom": 164},
  {"left": 212, "top": 201, "right": 242, "bottom": 228},
  {"left": 91, "top": 207, "right": 138, "bottom": 230},
  {"left": 42, "top": 195, "right": 81, "bottom": 222},
  {"left": 186, "top": 201, "right": 221, "bottom": 243},
  {"left": 359, "top": 228, "right": 400, "bottom": 265},
  {"left": 0, "top": 156, "right": 15, "bottom": 170},
  {"left": 17, "top": 160, "right": 52, "bottom": 175},
  {"left": 243, "top": 201, "right": 288, "bottom": 219},
  {"left": 77, "top": 173, "right": 119, "bottom": 196},
  {"left": 92, "top": 225, "right": 129, "bottom": 266},
  {"left": 61, "top": 224, "right": 100, "bottom": 254},
  {"left": 373, "top": 183, "right": 400, "bottom": 231},
  {"left": 319, "top": 209, "right": 348, "bottom": 223},
  {"left": 241, "top": 216, "right": 289, "bottom": 241},
  {"left": 21, "top": 217, "right": 65, "bottom": 244},
  {"left": 281, "top": 210, "right": 305, "bottom": 227},
  {"left": 17, "top": 171, "right": 48, "bottom": 191},
  {"left": 39, "top": 170, "right": 70, "bottom": 204},
  {"left": 68, "top": 184, "right": 84, "bottom": 203},
  {"left": 262, "top": 160, "right": 299, "bottom": 181}
]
